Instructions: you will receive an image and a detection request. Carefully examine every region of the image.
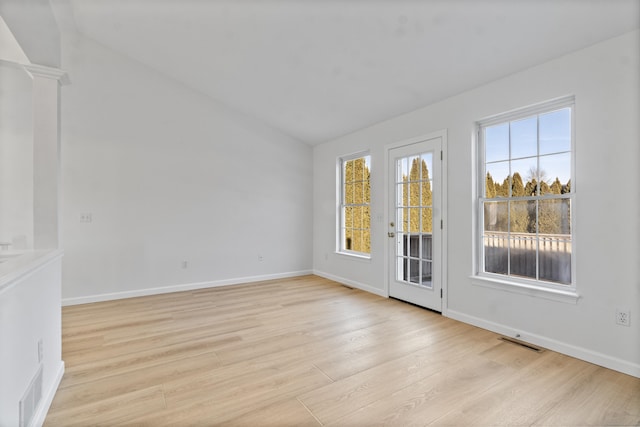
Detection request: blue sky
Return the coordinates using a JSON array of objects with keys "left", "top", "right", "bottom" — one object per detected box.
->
[{"left": 485, "top": 108, "right": 571, "bottom": 186}]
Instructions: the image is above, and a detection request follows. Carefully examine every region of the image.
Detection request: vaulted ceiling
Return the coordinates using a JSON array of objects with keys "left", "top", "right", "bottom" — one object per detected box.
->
[{"left": 54, "top": 0, "right": 640, "bottom": 144}]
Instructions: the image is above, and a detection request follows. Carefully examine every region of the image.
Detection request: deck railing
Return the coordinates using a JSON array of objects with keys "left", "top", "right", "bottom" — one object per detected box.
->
[{"left": 483, "top": 231, "right": 571, "bottom": 284}]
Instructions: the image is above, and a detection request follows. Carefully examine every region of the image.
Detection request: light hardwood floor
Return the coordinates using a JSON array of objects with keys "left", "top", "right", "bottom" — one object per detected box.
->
[{"left": 45, "top": 275, "right": 640, "bottom": 426}]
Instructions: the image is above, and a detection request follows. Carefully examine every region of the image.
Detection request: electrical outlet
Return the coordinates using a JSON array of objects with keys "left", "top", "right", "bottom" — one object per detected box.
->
[
  {"left": 80, "top": 213, "right": 93, "bottom": 223},
  {"left": 616, "top": 308, "right": 630, "bottom": 327},
  {"left": 181, "top": 261, "right": 188, "bottom": 269},
  {"left": 258, "top": 254, "right": 264, "bottom": 262}
]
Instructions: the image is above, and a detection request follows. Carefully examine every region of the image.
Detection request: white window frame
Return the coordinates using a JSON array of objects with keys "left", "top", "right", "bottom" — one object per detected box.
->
[
  {"left": 472, "top": 97, "right": 579, "bottom": 304},
  {"left": 337, "top": 152, "right": 371, "bottom": 259}
]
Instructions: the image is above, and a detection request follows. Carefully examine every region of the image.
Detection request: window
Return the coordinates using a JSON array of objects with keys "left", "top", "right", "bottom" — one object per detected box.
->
[
  {"left": 477, "top": 98, "right": 574, "bottom": 290},
  {"left": 339, "top": 153, "right": 371, "bottom": 256}
]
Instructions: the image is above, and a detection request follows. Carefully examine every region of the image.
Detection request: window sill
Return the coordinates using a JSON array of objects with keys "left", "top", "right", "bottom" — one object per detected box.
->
[
  {"left": 336, "top": 251, "right": 371, "bottom": 262},
  {"left": 470, "top": 275, "right": 580, "bottom": 304}
]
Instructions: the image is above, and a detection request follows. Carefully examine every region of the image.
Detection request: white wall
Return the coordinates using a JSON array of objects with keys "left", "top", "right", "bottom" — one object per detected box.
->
[
  {"left": 0, "top": 63, "right": 34, "bottom": 250},
  {"left": 313, "top": 31, "right": 640, "bottom": 376},
  {"left": 60, "top": 31, "right": 313, "bottom": 302},
  {"left": 0, "top": 7, "right": 66, "bottom": 425},
  {"left": 0, "top": 254, "right": 64, "bottom": 427}
]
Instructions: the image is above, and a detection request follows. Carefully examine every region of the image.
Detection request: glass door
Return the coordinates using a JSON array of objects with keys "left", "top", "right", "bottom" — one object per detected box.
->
[{"left": 388, "top": 137, "right": 442, "bottom": 311}]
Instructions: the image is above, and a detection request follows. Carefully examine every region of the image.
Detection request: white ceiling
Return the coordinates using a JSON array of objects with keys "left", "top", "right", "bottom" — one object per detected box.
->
[
  {"left": 60, "top": 0, "right": 639, "bottom": 145},
  {"left": 0, "top": 15, "right": 29, "bottom": 63}
]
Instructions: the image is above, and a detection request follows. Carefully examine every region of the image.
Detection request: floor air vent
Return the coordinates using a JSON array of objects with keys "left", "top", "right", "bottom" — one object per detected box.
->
[
  {"left": 499, "top": 336, "right": 545, "bottom": 353},
  {"left": 19, "top": 365, "right": 43, "bottom": 427}
]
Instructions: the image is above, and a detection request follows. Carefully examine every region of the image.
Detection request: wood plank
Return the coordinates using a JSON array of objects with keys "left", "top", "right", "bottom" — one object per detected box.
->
[
  {"left": 325, "top": 358, "right": 513, "bottom": 426},
  {"left": 45, "top": 386, "right": 166, "bottom": 426},
  {"left": 61, "top": 334, "right": 232, "bottom": 386},
  {"left": 300, "top": 333, "right": 501, "bottom": 424},
  {"left": 224, "top": 398, "right": 322, "bottom": 427},
  {"left": 531, "top": 367, "right": 640, "bottom": 426},
  {"left": 48, "top": 351, "right": 220, "bottom": 409},
  {"left": 44, "top": 275, "right": 640, "bottom": 426},
  {"left": 130, "top": 363, "right": 332, "bottom": 425},
  {"left": 428, "top": 351, "right": 599, "bottom": 426}
]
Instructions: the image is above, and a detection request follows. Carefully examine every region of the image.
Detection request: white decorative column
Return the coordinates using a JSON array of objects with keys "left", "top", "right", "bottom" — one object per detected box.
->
[{"left": 24, "top": 64, "right": 69, "bottom": 250}]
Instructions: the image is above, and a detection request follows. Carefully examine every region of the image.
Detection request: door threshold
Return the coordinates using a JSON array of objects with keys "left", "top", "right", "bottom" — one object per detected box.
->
[{"left": 389, "top": 297, "right": 442, "bottom": 314}]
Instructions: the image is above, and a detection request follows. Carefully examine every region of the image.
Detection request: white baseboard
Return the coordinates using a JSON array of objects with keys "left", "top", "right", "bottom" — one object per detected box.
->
[
  {"left": 313, "top": 270, "right": 388, "bottom": 298},
  {"left": 447, "top": 309, "right": 640, "bottom": 378},
  {"left": 62, "top": 270, "right": 313, "bottom": 306},
  {"left": 32, "top": 361, "right": 64, "bottom": 427}
]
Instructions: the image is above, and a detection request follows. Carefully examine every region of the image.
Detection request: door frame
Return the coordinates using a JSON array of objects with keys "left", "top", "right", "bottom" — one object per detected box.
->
[{"left": 384, "top": 129, "right": 448, "bottom": 315}]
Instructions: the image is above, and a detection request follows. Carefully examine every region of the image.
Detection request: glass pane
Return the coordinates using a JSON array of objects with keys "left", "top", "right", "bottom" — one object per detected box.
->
[
  {"left": 422, "top": 234, "right": 433, "bottom": 261},
  {"left": 539, "top": 198, "right": 571, "bottom": 235},
  {"left": 484, "top": 201, "right": 508, "bottom": 233},
  {"left": 344, "top": 183, "right": 354, "bottom": 204},
  {"left": 358, "top": 158, "right": 367, "bottom": 181},
  {"left": 344, "top": 206, "right": 353, "bottom": 228},
  {"left": 509, "top": 200, "right": 535, "bottom": 234},
  {"left": 485, "top": 161, "right": 509, "bottom": 198},
  {"left": 353, "top": 182, "right": 363, "bottom": 204},
  {"left": 408, "top": 156, "right": 420, "bottom": 181},
  {"left": 409, "top": 207, "right": 419, "bottom": 232},
  {"left": 510, "top": 157, "right": 537, "bottom": 197},
  {"left": 344, "top": 229, "right": 353, "bottom": 250},
  {"left": 409, "top": 258, "right": 420, "bottom": 284},
  {"left": 539, "top": 233, "right": 571, "bottom": 284},
  {"left": 561, "top": 198, "right": 571, "bottom": 235},
  {"left": 511, "top": 116, "right": 537, "bottom": 159},
  {"left": 421, "top": 154, "right": 433, "bottom": 182},
  {"left": 352, "top": 230, "right": 363, "bottom": 252},
  {"left": 408, "top": 182, "right": 420, "bottom": 206},
  {"left": 364, "top": 180, "right": 371, "bottom": 203},
  {"left": 398, "top": 157, "right": 409, "bottom": 183},
  {"left": 510, "top": 232, "right": 537, "bottom": 280},
  {"left": 353, "top": 206, "right": 368, "bottom": 229},
  {"left": 363, "top": 156, "right": 371, "bottom": 181},
  {"left": 421, "top": 207, "right": 433, "bottom": 233},
  {"left": 398, "top": 183, "right": 408, "bottom": 207},
  {"left": 540, "top": 108, "right": 571, "bottom": 155},
  {"left": 421, "top": 260, "right": 433, "bottom": 287},
  {"left": 398, "top": 208, "right": 408, "bottom": 233},
  {"left": 485, "top": 123, "right": 509, "bottom": 163},
  {"left": 484, "top": 234, "right": 508, "bottom": 274},
  {"left": 539, "top": 152, "right": 571, "bottom": 195},
  {"left": 344, "top": 160, "right": 353, "bottom": 183},
  {"left": 404, "top": 209, "right": 411, "bottom": 233},
  {"left": 363, "top": 206, "right": 371, "bottom": 230},
  {"left": 408, "top": 235, "right": 420, "bottom": 258},
  {"left": 422, "top": 180, "right": 433, "bottom": 208},
  {"left": 401, "top": 234, "right": 409, "bottom": 258},
  {"left": 509, "top": 200, "right": 537, "bottom": 279}
]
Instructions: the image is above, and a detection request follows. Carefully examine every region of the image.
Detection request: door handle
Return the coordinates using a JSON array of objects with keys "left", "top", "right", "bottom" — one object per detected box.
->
[{"left": 388, "top": 232, "right": 395, "bottom": 238}]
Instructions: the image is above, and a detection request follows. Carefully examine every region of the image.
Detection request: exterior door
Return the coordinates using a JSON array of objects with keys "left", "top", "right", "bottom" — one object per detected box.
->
[{"left": 388, "top": 136, "right": 442, "bottom": 311}]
